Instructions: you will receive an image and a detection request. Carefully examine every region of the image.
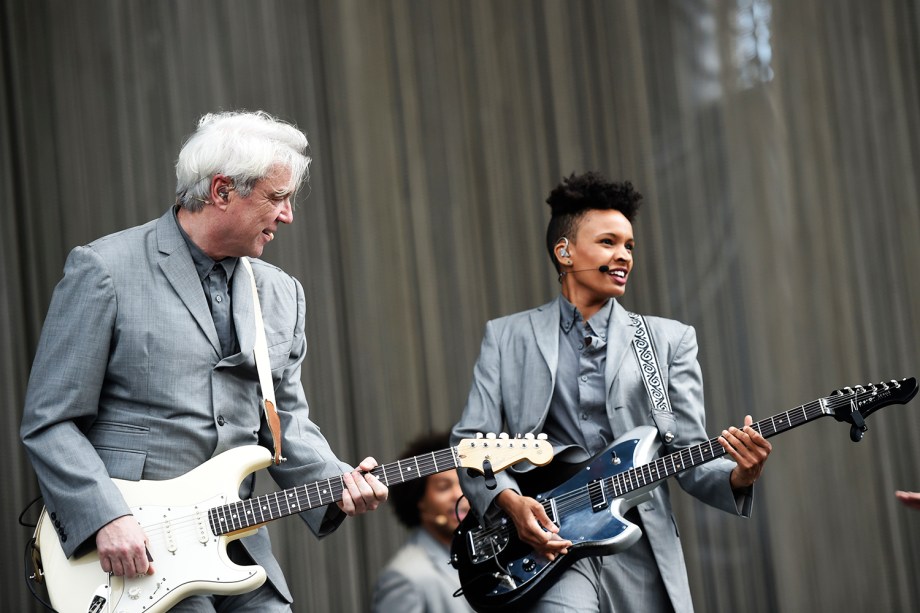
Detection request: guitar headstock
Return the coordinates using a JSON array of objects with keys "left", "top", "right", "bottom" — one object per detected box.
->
[
  {"left": 827, "top": 378, "right": 918, "bottom": 418},
  {"left": 825, "top": 378, "right": 918, "bottom": 441},
  {"left": 456, "top": 432, "right": 554, "bottom": 474}
]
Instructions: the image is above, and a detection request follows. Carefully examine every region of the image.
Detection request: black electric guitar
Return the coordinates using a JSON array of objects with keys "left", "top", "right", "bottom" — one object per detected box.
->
[
  {"left": 32, "top": 433, "right": 553, "bottom": 613},
  {"left": 450, "top": 378, "right": 918, "bottom": 612}
]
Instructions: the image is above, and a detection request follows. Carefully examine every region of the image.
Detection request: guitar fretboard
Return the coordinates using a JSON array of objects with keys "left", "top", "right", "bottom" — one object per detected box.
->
[
  {"left": 208, "top": 447, "right": 461, "bottom": 535},
  {"left": 604, "top": 396, "right": 844, "bottom": 498}
]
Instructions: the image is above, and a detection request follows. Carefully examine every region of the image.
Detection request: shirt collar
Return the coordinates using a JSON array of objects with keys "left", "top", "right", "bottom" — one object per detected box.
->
[
  {"left": 172, "top": 206, "right": 238, "bottom": 281},
  {"left": 557, "top": 294, "right": 613, "bottom": 339}
]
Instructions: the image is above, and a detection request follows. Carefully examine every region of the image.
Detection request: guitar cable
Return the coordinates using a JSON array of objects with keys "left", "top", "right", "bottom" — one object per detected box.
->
[
  {"left": 22, "top": 536, "right": 58, "bottom": 612},
  {"left": 19, "top": 495, "right": 58, "bottom": 612}
]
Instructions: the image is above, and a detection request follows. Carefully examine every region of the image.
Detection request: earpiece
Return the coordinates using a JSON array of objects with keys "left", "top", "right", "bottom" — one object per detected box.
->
[
  {"left": 557, "top": 237, "right": 571, "bottom": 259},
  {"left": 218, "top": 189, "right": 229, "bottom": 201}
]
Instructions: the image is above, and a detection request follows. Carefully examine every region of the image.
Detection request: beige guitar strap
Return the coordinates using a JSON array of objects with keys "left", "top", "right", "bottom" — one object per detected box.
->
[{"left": 240, "top": 257, "right": 285, "bottom": 465}]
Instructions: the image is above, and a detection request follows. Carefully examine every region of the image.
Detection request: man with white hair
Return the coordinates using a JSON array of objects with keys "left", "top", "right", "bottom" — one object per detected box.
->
[{"left": 21, "top": 111, "right": 388, "bottom": 612}]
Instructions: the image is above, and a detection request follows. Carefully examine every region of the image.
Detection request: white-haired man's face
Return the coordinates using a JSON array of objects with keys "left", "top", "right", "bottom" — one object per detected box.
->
[{"left": 212, "top": 165, "right": 295, "bottom": 259}]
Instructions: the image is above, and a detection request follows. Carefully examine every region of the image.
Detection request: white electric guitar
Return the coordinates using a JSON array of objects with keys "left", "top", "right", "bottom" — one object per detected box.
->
[{"left": 32, "top": 433, "right": 553, "bottom": 613}]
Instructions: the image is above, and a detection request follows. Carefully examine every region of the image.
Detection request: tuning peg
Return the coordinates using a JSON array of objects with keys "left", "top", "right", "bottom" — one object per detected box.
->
[
  {"left": 891, "top": 379, "right": 901, "bottom": 388},
  {"left": 524, "top": 433, "right": 535, "bottom": 440},
  {"left": 537, "top": 433, "right": 548, "bottom": 440},
  {"left": 486, "top": 433, "right": 496, "bottom": 439},
  {"left": 475, "top": 432, "right": 483, "bottom": 439},
  {"left": 515, "top": 433, "right": 523, "bottom": 439},
  {"left": 499, "top": 433, "right": 509, "bottom": 439}
]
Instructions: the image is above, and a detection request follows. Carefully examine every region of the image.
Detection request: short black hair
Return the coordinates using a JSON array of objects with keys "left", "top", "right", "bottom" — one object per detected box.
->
[
  {"left": 390, "top": 431, "right": 452, "bottom": 528},
  {"left": 545, "top": 172, "right": 643, "bottom": 272}
]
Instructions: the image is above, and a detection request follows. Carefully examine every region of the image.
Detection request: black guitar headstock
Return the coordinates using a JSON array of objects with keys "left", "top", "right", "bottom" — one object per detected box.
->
[{"left": 826, "top": 377, "right": 918, "bottom": 441}]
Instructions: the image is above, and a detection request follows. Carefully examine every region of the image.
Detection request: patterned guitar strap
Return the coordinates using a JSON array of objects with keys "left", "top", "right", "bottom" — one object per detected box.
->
[{"left": 628, "top": 311, "right": 677, "bottom": 447}]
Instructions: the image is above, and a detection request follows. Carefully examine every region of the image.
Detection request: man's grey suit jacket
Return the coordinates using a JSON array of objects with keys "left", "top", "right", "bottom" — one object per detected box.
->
[{"left": 21, "top": 209, "right": 352, "bottom": 602}]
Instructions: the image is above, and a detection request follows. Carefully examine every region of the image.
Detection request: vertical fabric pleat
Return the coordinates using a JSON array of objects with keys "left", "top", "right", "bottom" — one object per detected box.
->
[{"left": 3, "top": 1, "right": 919, "bottom": 611}]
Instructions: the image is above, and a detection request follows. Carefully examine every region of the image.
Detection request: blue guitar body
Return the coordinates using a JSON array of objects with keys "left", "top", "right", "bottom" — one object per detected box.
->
[
  {"left": 451, "top": 426, "right": 661, "bottom": 612},
  {"left": 450, "top": 378, "right": 919, "bottom": 612}
]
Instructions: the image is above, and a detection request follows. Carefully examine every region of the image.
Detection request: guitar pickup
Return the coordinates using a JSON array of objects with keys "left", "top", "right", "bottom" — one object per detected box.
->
[
  {"left": 538, "top": 495, "right": 559, "bottom": 526},
  {"left": 588, "top": 479, "right": 608, "bottom": 512}
]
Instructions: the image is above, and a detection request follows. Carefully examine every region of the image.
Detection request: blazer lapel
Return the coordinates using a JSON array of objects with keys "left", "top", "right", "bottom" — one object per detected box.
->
[
  {"left": 531, "top": 300, "right": 560, "bottom": 383},
  {"left": 156, "top": 210, "right": 222, "bottom": 356},
  {"left": 605, "top": 300, "right": 637, "bottom": 398}
]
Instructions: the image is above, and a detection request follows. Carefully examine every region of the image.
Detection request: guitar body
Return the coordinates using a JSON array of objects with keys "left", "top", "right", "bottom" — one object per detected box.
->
[
  {"left": 30, "top": 434, "right": 553, "bottom": 613},
  {"left": 452, "top": 426, "right": 661, "bottom": 612},
  {"left": 35, "top": 445, "right": 273, "bottom": 613},
  {"left": 452, "top": 378, "right": 919, "bottom": 612}
]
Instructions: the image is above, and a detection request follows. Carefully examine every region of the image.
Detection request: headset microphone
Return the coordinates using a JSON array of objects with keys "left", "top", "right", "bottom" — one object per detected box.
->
[
  {"left": 565, "top": 265, "right": 611, "bottom": 275},
  {"left": 559, "top": 265, "right": 616, "bottom": 283}
]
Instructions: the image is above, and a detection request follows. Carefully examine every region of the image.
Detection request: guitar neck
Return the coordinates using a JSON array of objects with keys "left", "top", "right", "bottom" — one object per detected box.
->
[
  {"left": 608, "top": 395, "right": 839, "bottom": 497},
  {"left": 208, "top": 447, "right": 461, "bottom": 536}
]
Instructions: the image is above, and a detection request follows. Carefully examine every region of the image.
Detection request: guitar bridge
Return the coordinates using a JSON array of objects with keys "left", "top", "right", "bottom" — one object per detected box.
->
[{"left": 467, "top": 520, "right": 511, "bottom": 564}]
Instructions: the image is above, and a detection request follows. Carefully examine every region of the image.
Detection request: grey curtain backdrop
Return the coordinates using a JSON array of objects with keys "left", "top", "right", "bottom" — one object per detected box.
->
[{"left": 3, "top": 0, "right": 919, "bottom": 611}]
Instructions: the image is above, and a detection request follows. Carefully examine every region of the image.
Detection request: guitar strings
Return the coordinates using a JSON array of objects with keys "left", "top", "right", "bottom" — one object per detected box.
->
[
  {"left": 470, "top": 398, "right": 837, "bottom": 549},
  {"left": 134, "top": 448, "right": 463, "bottom": 546}
]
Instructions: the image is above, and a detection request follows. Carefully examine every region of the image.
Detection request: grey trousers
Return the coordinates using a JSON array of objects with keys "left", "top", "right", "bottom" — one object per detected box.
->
[{"left": 532, "top": 533, "right": 679, "bottom": 613}]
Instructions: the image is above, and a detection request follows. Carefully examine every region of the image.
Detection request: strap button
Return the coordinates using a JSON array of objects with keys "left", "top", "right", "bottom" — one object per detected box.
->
[{"left": 663, "top": 431, "right": 675, "bottom": 444}]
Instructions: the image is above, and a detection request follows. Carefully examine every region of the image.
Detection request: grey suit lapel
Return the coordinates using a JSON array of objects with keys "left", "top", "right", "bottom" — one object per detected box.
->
[
  {"left": 530, "top": 300, "right": 560, "bottom": 381},
  {"left": 605, "top": 300, "right": 637, "bottom": 397},
  {"left": 156, "top": 210, "right": 222, "bottom": 355}
]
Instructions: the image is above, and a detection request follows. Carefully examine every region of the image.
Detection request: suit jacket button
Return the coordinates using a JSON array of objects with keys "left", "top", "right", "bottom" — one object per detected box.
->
[
  {"left": 60, "top": 534, "right": 67, "bottom": 542},
  {"left": 50, "top": 512, "right": 57, "bottom": 520},
  {"left": 217, "top": 415, "right": 226, "bottom": 426}
]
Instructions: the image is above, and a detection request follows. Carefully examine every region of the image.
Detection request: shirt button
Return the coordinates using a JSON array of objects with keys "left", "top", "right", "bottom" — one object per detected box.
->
[
  {"left": 581, "top": 375, "right": 588, "bottom": 382},
  {"left": 581, "top": 413, "right": 589, "bottom": 420},
  {"left": 215, "top": 295, "right": 223, "bottom": 303},
  {"left": 577, "top": 343, "right": 584, "bottom": 350},
  {"left": 217, "top": 415, "right": 226, "bottom": 426}
]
